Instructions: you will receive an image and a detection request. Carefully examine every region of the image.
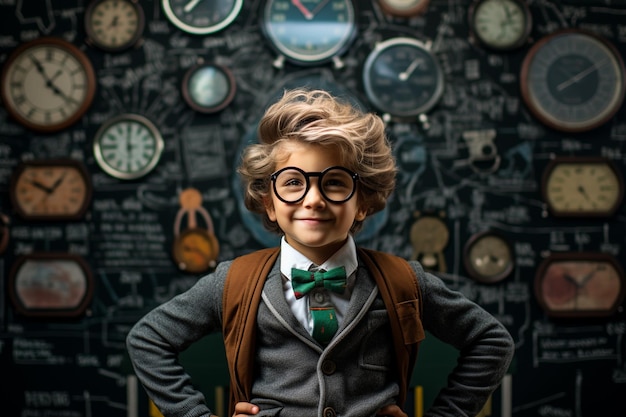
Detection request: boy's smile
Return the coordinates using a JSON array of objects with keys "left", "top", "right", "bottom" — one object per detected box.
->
[{"left": 265, "top": 143, "right": 366, "bottom": 264}]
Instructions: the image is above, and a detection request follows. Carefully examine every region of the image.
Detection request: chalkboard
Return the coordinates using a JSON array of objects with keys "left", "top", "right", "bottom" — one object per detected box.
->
[{"left": 1, "top": 1, "right": 626, "bottom": 417}]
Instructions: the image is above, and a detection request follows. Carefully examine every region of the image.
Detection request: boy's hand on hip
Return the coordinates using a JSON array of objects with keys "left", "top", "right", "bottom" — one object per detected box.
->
[
  {"left": 233, "top": 402, "right": 259, "bottom": 417},
  {"left": 377, "top": 404, "right": 407, "bottom": 417}
]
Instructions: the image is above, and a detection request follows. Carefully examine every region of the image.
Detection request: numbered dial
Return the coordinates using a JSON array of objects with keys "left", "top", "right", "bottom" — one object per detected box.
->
[
  {"left": 520, "top": 29, "right": 626, "bottom": 132},
  {"left": 261, "top": 0, "right": 357, "bottom": 66},
  {"left": 85, "top": 0, "right": 145, "bottom": 52},
  {"left": 463, "top": 231, "right": 514, "bottom": 283},
  {"left": 93, "top": 114, "right": 164, "bottom": 180},
  {"left": 469, "top": 0, "right": 531, "bottom": 51},
  {"left": 162, "top": 0, "right": 242, "bottom": 35},
  {"left": 541, "top": 157, "right": 623, "bottom": 217},
  {"left": 378, "top": 0, "right": 430, "bottom": 17},
  {"left": 10, "top": 159, "right": 92, "bottom": 221},
  {"left": 172, "top": 228, "right": 220, "bottom": 274},
  {"left": 363, "top": 37, "right": 445, "bottom": 118},
  {"left": 182, "top": 63, "right": 237, "bottom": 113},
  {"left": 535, "top": 252, "right": 625, "bottom": 318},
  {"left": 0, "top": 37, "right": 96, "bottom": 132}
]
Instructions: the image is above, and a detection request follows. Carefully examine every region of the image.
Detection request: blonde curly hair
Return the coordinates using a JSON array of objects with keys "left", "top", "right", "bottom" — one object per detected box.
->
[{"left": 238, "top": 88, "right": 397, "bottom": 234}]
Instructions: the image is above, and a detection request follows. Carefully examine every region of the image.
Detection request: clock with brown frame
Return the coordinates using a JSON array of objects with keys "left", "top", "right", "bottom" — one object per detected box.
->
[
  {"left": 8, "top": 253, "right": 94, "bottom": 318},
  {"left": 534, "top": 252, "right": 625, "bottom": 318}
]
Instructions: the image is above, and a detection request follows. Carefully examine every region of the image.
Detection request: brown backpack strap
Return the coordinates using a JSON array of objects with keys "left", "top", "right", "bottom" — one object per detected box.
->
[
  {"left": 357, "top": 248, "right": 424, "bottom": 407},
  {"left": 222, "top": 247, "right": 280, "bottom": 416}
]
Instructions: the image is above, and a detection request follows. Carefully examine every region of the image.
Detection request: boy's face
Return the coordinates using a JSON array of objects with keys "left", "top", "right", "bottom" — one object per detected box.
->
[{"left": 265, "top": 143, "right": 367, "bottom": 264}]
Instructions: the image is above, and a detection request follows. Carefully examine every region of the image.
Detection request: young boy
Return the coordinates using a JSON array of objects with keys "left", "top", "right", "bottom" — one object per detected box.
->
[{"left": 126, "top": 89, "right": 514, "bottom": 417}]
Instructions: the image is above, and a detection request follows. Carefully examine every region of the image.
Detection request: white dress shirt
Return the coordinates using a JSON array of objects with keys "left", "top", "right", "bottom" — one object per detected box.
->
[{"left": 279, "top": 236, "right": 358, "bottom": 335}]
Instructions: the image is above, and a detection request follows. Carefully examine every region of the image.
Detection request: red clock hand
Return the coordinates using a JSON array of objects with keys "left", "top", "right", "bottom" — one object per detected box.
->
[{"left": 291, "top": 0, "right": 312, "bottom": 19}]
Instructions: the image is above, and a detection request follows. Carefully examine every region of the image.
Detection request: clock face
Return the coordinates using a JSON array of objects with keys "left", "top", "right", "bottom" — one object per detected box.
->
[
  {"left": 162, "top": 0, "right": 243, "bottom": 35},
  {"left": 8, "top": 253, "right": 94, "bottom": 318},
  {"left": 93, "top": 114, "right": 164, "bottom": 180},
  {"left": 85, "top": 0, "right": 145, "bottom": 52},
  {"left": 378, "top": 0, "right": 430, "bottom": 17},
  {"left": 541, "top": 157, "right": 624, "bottom": 217},
  {"left": 0, "top": 37, "right": 96, "bottom": 132},
  {"left": 535, "top": 253, "right": 625, "bottom": 318},
  {"left": 10, "top": 159, "right": 92, "bottom": 221},
  {"left": 182, "top": 63, "right": 237, "bottom": 113},
  {"left": 520, "top": 29, "right": 626, "bottom": 132},
  {"left": 463, "top": 231, "right": 514, "bottom": 283},
  {"left": 469, "top": 0, "right": 532, "bottom": 51},
  {"left": 362, "top": 37, "right": 445, "bottom": 118},
  {"left": 172, "top": 228, "right": 220, "bottom": 274},
  {"left": 261, "top": 0, "right": 357, "bottom": 66}
]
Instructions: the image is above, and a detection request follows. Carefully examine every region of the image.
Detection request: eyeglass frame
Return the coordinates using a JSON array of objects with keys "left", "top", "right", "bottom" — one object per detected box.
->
[{"left": 270, "top": 165, "right": 359, "bottom": 204}]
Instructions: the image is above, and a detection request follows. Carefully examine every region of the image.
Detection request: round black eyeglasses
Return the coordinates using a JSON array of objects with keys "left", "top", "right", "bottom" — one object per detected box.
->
[{"left": 270, "top": 166, "right": 358, "bottom": 204}]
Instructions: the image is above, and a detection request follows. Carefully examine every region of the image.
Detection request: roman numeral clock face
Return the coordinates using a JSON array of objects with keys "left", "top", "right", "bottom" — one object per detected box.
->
[
  {"left": 93, "top": 114, "right": 164, "bottom": 180},
  {"left": 0, "top": 37, "right": 96, "bottom": 132}
]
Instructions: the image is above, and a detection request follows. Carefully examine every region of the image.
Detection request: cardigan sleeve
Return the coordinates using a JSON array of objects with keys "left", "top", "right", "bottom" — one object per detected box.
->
[
  {"left": 125, "top": 260, "right": 232, "bottom": 417},
  {"left": 413, "top": 263, "right": 515, "bottom": 417}
]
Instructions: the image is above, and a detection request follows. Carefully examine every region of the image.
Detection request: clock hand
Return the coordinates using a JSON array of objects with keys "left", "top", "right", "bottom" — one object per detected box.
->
[
  {"left": 291, "top": 0, "right": 313, "bottom": 19},
  {"left": 27, "top": 179, "right": 54, "bottom": 194},
  {"left": 556, "top": 60, "right": 608, "bottom": 92},
  {"left": 309, "top": 0, "right": 331, "bottom": 18},
  {"left": 399, "top": 58, "right": 423, "bottom": 81},
  {"left": 576, "top": 184, "right": 591, "bottom": 201},
  {"left": 109, "top": 15, "right": 119, "bottom": 28},
  {"left": 49, "top": 171, "right": 67, "bottom": 191},
  {"left": 184, "top": 0, "right": 203, "bottom": 13}
]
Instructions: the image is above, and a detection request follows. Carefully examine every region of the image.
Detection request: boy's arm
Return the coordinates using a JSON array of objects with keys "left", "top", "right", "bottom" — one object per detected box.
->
[
  {"left": 415, "top": 266, "right": 515, "bottom": 417},
  {"left": 126, "top": 261, "right": 231, "bottom": 417}
]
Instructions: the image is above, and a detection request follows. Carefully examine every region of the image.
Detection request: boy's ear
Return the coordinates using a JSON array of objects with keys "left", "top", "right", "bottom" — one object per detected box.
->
[
  {"left": 355, "top": 206, "right": 367, "bottom": 222},
  {"left": 264, "top": 197, "right": 277, "bottom": 221}
]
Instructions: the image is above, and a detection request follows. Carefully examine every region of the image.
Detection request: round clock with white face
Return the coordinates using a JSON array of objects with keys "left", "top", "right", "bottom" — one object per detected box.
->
[
  {"left": 162, "top": 0, "right": 243, "bottom": 35},
  {"left": 85, "top": 0, "right": 145, "bottom": 52},
  {"left": 0, "top": 37, "right": 96, "bottom": 132},
  {"left": 93, "top": 114, "right": 164, "bottom": 180},
  {"left": 469, "top": 0, "right": 532, "bottom": 51}
]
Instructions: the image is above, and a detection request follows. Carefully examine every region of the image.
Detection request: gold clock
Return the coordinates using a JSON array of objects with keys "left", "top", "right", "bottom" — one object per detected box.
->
[
  {"left": 0, "top": 37, "right": 96, "bottom": 132},
  {"left": 85, "top": 0, "right": 145, "bottom": 52},
  {"left": 541, "top": 156, "right": 624, "bottom": 217},
  {"left": 10, "top": 159, "right": 93, "bottom": 221},
  {"left": 410, "top": 212, "right": 449, "bottom": 272},
  {"left": 172, "top": 228, "right": 220, "bottom": 274},
  {"left": 463, "top": 231, "right": 514, "bottom": 284}
]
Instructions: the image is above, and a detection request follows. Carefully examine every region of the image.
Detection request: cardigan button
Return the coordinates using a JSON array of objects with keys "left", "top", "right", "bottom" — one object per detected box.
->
[
  {"left": 323, "top": 407, "right": 336, "bottom": 417},
  {"left": 321, "top": 360, "right": 336, "bottom": 375}
]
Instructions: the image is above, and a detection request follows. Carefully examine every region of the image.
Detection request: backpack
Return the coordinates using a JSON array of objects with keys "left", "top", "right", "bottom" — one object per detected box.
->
[{"left": 222, "top": 247, "right": 424, "bottom": 415}]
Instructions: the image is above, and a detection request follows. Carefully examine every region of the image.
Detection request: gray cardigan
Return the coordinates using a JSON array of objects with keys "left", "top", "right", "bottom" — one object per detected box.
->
[{"left": 126, "top": 255, "right": 514, "bottom": 417}]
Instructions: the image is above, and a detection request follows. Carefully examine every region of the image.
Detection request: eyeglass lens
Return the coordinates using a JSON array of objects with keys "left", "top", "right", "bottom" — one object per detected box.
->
[{"left": 273, "top": 167, "right": 356, "bottom": 203}]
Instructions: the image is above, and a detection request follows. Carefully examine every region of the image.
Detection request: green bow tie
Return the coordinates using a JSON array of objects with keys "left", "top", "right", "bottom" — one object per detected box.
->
[{"left": 291, "top": 266, "right": 347, "bottom": 299}]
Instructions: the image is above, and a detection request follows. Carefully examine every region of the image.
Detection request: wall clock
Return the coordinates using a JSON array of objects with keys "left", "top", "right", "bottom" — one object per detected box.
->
[
  {"left": 182, "top": 62, "right": 237, "bottom": 113},
  {"left": 377, "top": 0, "right": 430, "bottom": 17},
  {"left": 161, "top": 0, "right": 243, "bottom": 35},
  {"left": 93, "top": 114, "right": 164, "bottom": 180},
  {"left": 172, "top": 228, "right": 220, "bottom": 274},
  {"left": 0, "top": 37, "right": 96, "bottom": 133},
  {"left": 10, "top": 159, "right": 93, "bottom": 221},
  {"left": 409, "top": 212, "right": 449, "bottom": 272},
  {"left": 260, "top": 0, "right": 357, "bottom": 67},
  {"left": 362, "top": 37, "right": 445, "bottom": 119},
  {"left": 85, "top": 0, "right": 145, "bottom": 52},
  {"left": 468, "top": 0, "right": 532, "bottom": 51},
  {"left": 541, "top": 156, "right": 624, "bottom": 218},
  {"left": 534, "top": 252, "right": 625, "bottom": 318},
  {"left": 8, "top": 253, "right": 94, "bottom": 318},
  {"left": 520, "top": 29, "right": 626, "bottom": 133},
  {"left": 463, "top": 230, "right": 514, "bottom": 284}
]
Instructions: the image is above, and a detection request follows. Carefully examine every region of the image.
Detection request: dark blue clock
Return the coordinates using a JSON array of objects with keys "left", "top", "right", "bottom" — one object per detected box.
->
[{"left": 260, "top": 0, "right": 357, "bottom": 67}]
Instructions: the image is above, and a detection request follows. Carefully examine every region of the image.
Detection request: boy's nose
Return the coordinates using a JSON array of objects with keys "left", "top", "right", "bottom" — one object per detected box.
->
[{"left": 302, "top": 181, "right": 326, "bottom": 207}]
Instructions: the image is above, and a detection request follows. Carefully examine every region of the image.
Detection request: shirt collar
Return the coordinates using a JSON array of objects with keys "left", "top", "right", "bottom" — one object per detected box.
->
[{"left": 280, "top": 235, "right": 358, "bottom": 280}]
